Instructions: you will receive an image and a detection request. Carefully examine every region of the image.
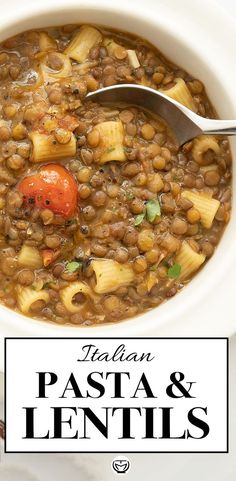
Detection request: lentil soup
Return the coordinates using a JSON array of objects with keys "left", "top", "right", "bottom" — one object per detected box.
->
[{"left": 0, "top": 24, "right": 232, "bottom": 325}]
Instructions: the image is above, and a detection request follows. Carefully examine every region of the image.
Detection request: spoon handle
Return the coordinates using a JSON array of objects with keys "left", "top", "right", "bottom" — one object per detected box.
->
[{"left": 196, "top": 117, "right": 236, "bottom": 136}]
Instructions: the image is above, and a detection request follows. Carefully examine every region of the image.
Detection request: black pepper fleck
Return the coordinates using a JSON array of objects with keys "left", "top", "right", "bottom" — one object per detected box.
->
[{"left": 80, "top": 225, "right": 89, "bottom": 235}]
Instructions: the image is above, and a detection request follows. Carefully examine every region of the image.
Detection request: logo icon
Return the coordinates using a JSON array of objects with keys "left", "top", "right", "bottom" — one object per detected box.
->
[{"left": 112, "top": 456, "right": 131, "bottom": 475}]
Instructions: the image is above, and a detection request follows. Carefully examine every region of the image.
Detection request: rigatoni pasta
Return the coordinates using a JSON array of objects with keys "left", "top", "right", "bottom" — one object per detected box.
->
[
  {"left": 200, "top": 164, "right": 219, "bottom": 174},
  {"left": 192, "top": 135, "right": 220, "bottom": 165},
  {"left": 60, "top": 281, "right": 95, "bottom": 313},
  {"left": 175, "top": 241, "right": 206, "bottom": 281},
  {"left": 181, "top": 190, "right": 220, "bottom": 228},
  {"left": 18, "top": 245, "right": 43, "bottom": 269},
  {"left": 40, "top": 53, "right": 72, "bottom": 83},
  {"left": 94, "top": 120, "right": 126, "bottom": 163},
  {"left": 104, "top": 38, "right": 127, "bottom": 60},
  {"left": 161, "top": 78, "right": 197, "bottom": 112},
  {"left": 127, "top": 50, "right": 140, "bottom": 68},
  {"left": 65, "top": 25, "right": 102, "bottom": 63},
  {"left": 39, "top": 32, "right": 57, "bottom": 52},
  {"left": 17, "top": 287, "right": 50, "bottom": 314},
  {"left": 30, "top": 132, "right": 76, "bottom": 162},
  {"left": 91, "top": 259, "right": 134, "bottom": 294}
]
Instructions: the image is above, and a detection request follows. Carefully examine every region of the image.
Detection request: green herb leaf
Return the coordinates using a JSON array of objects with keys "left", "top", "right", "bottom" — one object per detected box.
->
[
  {"left": 65, "top": 261, "right": 82, "bottom": 273},
  {"left": 126, "top": 191, "right": 135, "bottom": 201},
  {"left": 146, "top": 199, "right": 161, "bottom": 223},
  {"left": 134, "top": 212, "right": 145, "bottom": 226},
  {"left": 167, "top": 263, "right": 181, "bottom": 279},
  {"left": 42, "top": 282, "right": 51, "bottom": 289},
  {"left": 65, "top": 218, "right": 77, "bottom": 226}
]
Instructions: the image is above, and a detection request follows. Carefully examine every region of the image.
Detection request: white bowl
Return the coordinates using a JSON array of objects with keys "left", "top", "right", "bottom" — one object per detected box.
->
[{"left": 0, "top": 0, "right": 235, "bottom": 367}]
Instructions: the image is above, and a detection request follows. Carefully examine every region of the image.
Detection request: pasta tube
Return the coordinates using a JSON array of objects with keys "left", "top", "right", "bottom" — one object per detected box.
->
[
  {"left": 17, "top": 286, "right": 49, "bottom": 314},
  {"left": 18, "top": 245, "right": 43, "bottom": 269},
  {"left": 94, "top": 120, "right": 126, "bottom": 163},
  {"left": 91, "top": 259, "right": 134, "bottom": 294},
  {"left": 39, "top": 32, "right": 57, "bottom": 52},
  {"left": 192, "top": 135, "right": 220, "bottom": 165},
  {"left": 175, "top": 241, "right": 206, "bottom": 281},
  {"left": 73, "top": 60, "right": 98, "bottom": 75},
  {"left": 127, "top": 49, "right": 140, "bottom": 68},
  {"left": 200, "top": 164, "right": 219, "bottom": 173},
  {"left": 65, "top": 25, "right": 102, "bottom": 63},
  {"left": 104, "top": 38, "right": 127, "bottom": 59},
  {"left": 147, "top": 271, "right": 158, "bottom": 291},
  {"left": 30, "top": 132, "right": 76, "bottom": 162},
  {"left": 60, "top": 281, "right": 94, "bottom": 313},
  {"left": 16, "top": 69, "right": 43, "bottom": 92},
  {"left": 161, "top": 78, "right": 197, "bottom": 112},
  {"left": 182, "top": 190, "right": 220, "bottom": 229},
  {"left": 41, "top": 53, "right": 72, "bottom": 83}
]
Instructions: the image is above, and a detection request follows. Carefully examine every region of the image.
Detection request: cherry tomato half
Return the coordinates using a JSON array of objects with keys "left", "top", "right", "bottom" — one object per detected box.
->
[{"left": 18, "top": 164, "right": 78, "bottom": 219}]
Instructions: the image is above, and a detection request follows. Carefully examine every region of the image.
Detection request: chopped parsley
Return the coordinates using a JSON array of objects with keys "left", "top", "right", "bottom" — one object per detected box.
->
[
  {"left": 126, "top": 191, "right": 135, "bottom": 201},
  {"left": 65, "top": 261, "right": 83, "bottom": 273},
  {"left": 65, "top": 218, "right": 77, "bottom": 226},
  {"left": 134, "top": 198, "right": 161, "bottom": 227},
  {"left": 167, "top": 263, "right": 181, "bottom": 279},
  {"left": 134, "top": 212, "right": 146, "bottom": 226},
  {"left": 146, "top": 199, "right": 161, "bottom": 222}
]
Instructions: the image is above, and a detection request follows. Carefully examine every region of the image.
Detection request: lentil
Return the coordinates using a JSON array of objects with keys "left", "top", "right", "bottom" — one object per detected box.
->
[
  {"left": 141, "top": 123, "right": 155, "bottom": 140},
  {"left": 78, "top": 184, "right": 91, "bottom": 199},
  {"left": 7, "top": 154, "right": 25, "bottom": 170},
  {"left": 145, "top": 248, "right": 160, "bottom": 264},
  {"left": 171, "top": 217, "right": 188, "bottom": 235},
  {"left": 87, "top": 129, "right": 100, "bottom": 147},
  {"left": 204, "top": 170, "right": 220, "bottom": 186},
  {"left": 122, "top": 162, "right": 140, "bottom": 178},
  {"left": 138, "top": 229, "right": 155, "bottom": 252},
  {"left": 91, "top": 190, "right": 107, "bottom": 206},
  {"left": 0, "top": 125, "right": 11, "bottom": 141},
  {"left": 77, "top": 167, "right": 92, "bottom": 183},
  {"left": 187, "top": 208, "right": 201, "bottom": 224},
  {"left": 17, "top": 269, "right": 35, "bottom": 286},
  {"left": 153, "top": 155, "right": 166, "bottom": 170},
  {"left": 54, "top": 128, "right": 71, "bottom": 144}
]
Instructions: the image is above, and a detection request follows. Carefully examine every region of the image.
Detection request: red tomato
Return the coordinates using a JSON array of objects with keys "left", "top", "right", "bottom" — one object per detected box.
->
[
  {"left": 42, "top": 249, "right": 60, "bottom": 266},
  {"left": 18, "top": 164, "right": 78, "bottom": 219}
]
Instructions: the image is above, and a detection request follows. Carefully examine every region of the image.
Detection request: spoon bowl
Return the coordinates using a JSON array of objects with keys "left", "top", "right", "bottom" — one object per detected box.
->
[{"left": 87, "top": 84, "right": 236, "bottom": 145}]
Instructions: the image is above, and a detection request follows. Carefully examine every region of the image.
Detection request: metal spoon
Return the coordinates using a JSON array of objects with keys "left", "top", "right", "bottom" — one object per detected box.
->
[{"left": 87, "top": 84, "right": 236, "bottom": 145}]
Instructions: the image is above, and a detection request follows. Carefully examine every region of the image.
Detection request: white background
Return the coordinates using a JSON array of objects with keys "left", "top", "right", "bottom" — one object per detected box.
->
[
  {"left": 5, "top": 339, "right": 227, "bottom": 453},
  {"left": 0, "top": 0, "right": 236, "bottom": 479}
]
